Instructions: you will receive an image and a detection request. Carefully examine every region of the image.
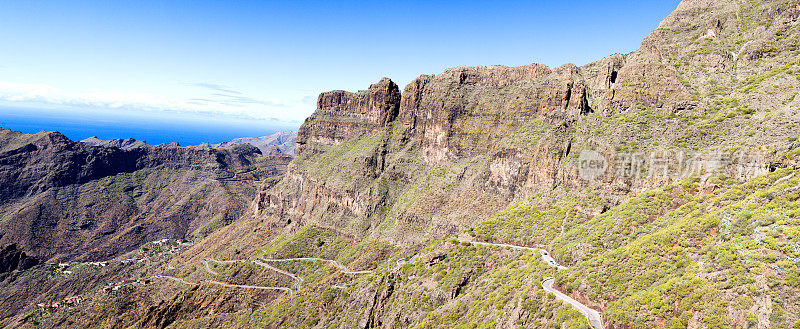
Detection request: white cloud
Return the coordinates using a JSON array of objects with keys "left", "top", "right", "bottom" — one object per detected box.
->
[{"left": 0, "top": 81, "right": 305, "bottom": 123}]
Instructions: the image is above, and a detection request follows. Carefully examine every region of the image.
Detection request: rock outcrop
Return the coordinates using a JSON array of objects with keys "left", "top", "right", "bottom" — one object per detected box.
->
[
  {"left": 0, "top": 245, "right": 38, "bottom": 275},
  {"left": 3, "top": 0, "right": 800, "bottom": 327},
  {"left": 398, "top": 63, "right": 589, "bottom": 162},
  {"left": 296, "top": 78, "right": 401, "bottom": 156}
]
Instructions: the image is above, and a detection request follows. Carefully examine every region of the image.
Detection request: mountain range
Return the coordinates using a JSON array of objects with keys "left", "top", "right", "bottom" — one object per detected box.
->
[
  {"left": 81, "top": 131, "right": 298, "bottom": 156},
  {"left": 1, "top": 0, "right": 799, "bottom": 328}
]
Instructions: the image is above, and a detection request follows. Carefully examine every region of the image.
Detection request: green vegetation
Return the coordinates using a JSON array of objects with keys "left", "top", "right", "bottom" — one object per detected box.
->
[
  {"left": 293, "top": 132, "right": 387, "bottom": 189},
  {"left": 740, "top": 62, "right": 797, "bottom": 94},
  {"left": 194, "top": 210, "right": 240, "bottom": 238},
  {"left": 473, "top": 169, "right": 800, "bottom": 328},
  {"left": 506, "top": 118, "right": 549, "bottom": 151},
  {"left": 471, "top": 204, "right": 578, "bottom": 247},
  {"left": 257, "top": 225, "right": 393, "bottom": 266},
  {"left": 183, "top": 238, "right": 590, "bottom": 329}
]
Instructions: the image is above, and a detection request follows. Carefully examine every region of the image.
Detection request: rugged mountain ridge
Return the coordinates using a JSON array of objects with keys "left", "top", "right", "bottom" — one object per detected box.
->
[
  {"left": 209, "top": 131, "right": 298, "bottom": 156},
  {"left": 296, "top": 78, "right": 401, "bottom": 156},
  {"left": 254, "top": 0, "right": 799, "bottom": 246},
  {"left": 0, "top": 128, "right": 291, "bottom": 262},
  {"left": 240, "top": 0, "right": 800, "bottom": 327},
  {"left": 3, "top": 0, "right": 800, "bottom": 328},
  {"left": 80, "top": 136, "right": 151, "bottom": 150},
  {"left": 82, "top": 131, "right": 299, "bottom": 156}
]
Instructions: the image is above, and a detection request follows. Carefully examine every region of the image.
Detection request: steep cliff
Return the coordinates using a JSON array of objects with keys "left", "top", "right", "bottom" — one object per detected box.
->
[
  {"left": 296, "top": 77, "right": 401, "bottom": 156},
  {"left": 0, "top": 245, "right": 38, "bottom": 275},
  {"left": 240, "top": 0, "right": 800, "bottom": 327},
  {"left": 255, "top": 0, "right": 799, "bottom": 246}
]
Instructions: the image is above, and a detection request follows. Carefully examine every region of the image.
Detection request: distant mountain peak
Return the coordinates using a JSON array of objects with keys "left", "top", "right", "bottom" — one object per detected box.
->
[
  {"left": 80, "top": 131, "right": 297, "bottom": 156},
  {"left": 80, "top": 136, "right": 151, "bottom": 150},
  {"left": 209, "top": 131, "right": 298, "bottom": 156}
]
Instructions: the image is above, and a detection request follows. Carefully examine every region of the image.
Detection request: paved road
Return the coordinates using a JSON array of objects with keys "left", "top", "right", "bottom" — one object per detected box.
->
[
  {"left": 253, "top": 259, "right": 303, "bottom": 290},
  {"left": 200, "top": 257, "right": 368, "bottom": 291},
  {"left": 152, "top": 275, "right": 196, "bottom": 285},
  {"left": 329, "top": 260, "right": 373, "bottom": 274},
  {"left": 201, "top": 259, "right": 219, "bottom": 275},
  {"left": 201, "top": 258, "right": 246, "bottom": 276},
  {"left": 152, "top": 275, "right": 292, "bottom": 294},
  {"left": 204, "top": 279, "right": 292, "bottom": 293},
  {"left": 458, "top": 237, "right": 601, "bottom": 329},
  {"left": 542, "top": 278, "right": 603, "bottom": 329},
  {"left": 395, "top": 255, "right": 420, "bottom": 268},
  {"left": 539, "top": 250, "right": 568, "bottom": 271},
  {"left": 259, "top": 257, "right": 373, "bottom": 275},
  {"left": 456, "top": 238, "right": 568, "bottom": 270}
]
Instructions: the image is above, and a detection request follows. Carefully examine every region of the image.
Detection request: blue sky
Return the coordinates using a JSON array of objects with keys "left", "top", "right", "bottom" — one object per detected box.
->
[{"left": 0, "top": 0, "right": 681, "bottom": 142}]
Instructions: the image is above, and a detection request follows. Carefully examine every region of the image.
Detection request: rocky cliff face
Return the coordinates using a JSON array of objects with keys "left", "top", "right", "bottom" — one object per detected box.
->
[
  {"left": 1, "top": 130, "right": 141, "bottom": 202},
  {"left": 255, "top": 0, "right": 800, "bottom": 250},
  {"left": 254, "top": 65, "right": 603, "bottom": 243},
  {"left": 399, "top": 64, "right": 589, "bottom": 161},
  {"left": 296, "top": 78, "right": 401, "bottom": 156},
  {"left": 0, "top": 128, "right": 291, "bottom": 262},
  {"left": 249, "top": 0, "right": 800, "bottom": 327}
]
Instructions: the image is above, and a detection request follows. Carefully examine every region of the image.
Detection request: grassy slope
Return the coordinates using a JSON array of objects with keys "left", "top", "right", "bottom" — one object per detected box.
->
[
  {"left": 473, "top": 169, "right": 800, "bottom": 328},
  {"left": 170, "top": 236, "right": 591, "bottom": 329},
  {"left": 156, "top": 169, "right": 800, "bottom": 329}
]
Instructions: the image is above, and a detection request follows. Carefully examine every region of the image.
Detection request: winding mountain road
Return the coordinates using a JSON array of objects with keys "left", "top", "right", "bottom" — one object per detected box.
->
[
  {"left": 162, "top": 256, "right": 372, "bottom": 294},
  {"left": 259, "top": 257, "right": 373, "bottom": 275},
  {"left": 202, "top": 258, "right": 304, "bottom": 290},
  {"left": 152, "top": 274, "right": 196, "bottom": 285},
  {"left": 201, "top": 258, "right": 246, "bottom": 276},
  {"left": 395, "top": 255, "right": 420, "bottom": 268},
  {"left": 203, "top": 279, "right": 293, "bottom": 293},
  {"left": 67, "top": 242, "right": 352, "bottom": 296},
  {"left": 252, "top": 259, "right": 303, "bottom": 290},
  {"left": 456, "top": 238, "right": 568, "bottom": 270},
  {"left": 458, "top": 237, "right": 602, "bottom": 329},
  {"left": 542, "top": 278, "right": 603, "bottom": 329},
  {"left": 152, "top": 275, "right": 293, "bottom": 293}
]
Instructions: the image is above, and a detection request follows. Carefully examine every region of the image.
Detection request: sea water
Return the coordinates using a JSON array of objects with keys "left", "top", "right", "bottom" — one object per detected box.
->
[{"left": 0, "top": 106, "right": 298, "bottom": 146}]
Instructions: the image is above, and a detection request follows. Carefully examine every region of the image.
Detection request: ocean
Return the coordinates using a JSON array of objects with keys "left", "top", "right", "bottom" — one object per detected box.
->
[{"left": 0, "top": 106, "right": 300, "bottom": 146}]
